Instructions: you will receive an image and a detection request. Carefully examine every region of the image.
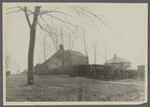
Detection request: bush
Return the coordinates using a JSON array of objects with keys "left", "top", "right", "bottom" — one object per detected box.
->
[
  {"left": 60, "top": 65, "right": 80, "bottom": 77},
  {"left": 121, "top": 70, "right": 125, "bottom": 78},
  {"left": 125, "top": 70, "right": 137, "bottom": 79},
  {"left": 34, "top": 69, "right": 52, "bottom": 75},
  {"left": 137, "top": 71, "right": 145, "bottom": 80},
  {"left": 6, "top": 71, "right": 11, "bottom": 76},
  {"left": 114, "top": 70, "right": 121, "bottom": 78},
  {"left": 34, "top": 65, "right": 80, "bottom": 76}
]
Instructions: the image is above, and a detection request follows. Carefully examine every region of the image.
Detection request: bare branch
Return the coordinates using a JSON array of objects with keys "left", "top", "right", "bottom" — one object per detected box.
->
[
  {"left": 40, "top": 16, "right": 60, "bottom": 52},
  {"left": 62, "top": 38, "right": 76, "bottom": 63},
  {"left": 36, "top": 30, "right": 43, "bottom": 40},
  {"left": 52, "top": 6, "right": 60, "bottom": 11},
  {"left": 37, "top": 20, "right": 59, "bottom": 52},
  {"left": 73, "top": 7, "right": 88, "bottom": 25},
  {"left": 83, "top": 30, "right": 88, "bottom": 58},
  {"left": 70, "top": 36, "right": 76, "bottom": 50},
  {"left": 6, "top": 6, "right": 24, "bottom": 15},
  {"left": 77, "top": 6, "right": 115, "bottom": 32},
  {"left": 36, "top": 21, "right": 49, "bottom": 33},
  {"left": 19, "top": 6, "right": 41, "bottom": 17},
  {"left": 78, "top": 22, "right": 88, "bottom": 59},
  {"left": 42, "top": 35, "right": 47, "bottom": 61},
  {"left": 63, "top": 22, "right": 75, "bottom": 35},
  {"left": 81, "top": 9, "right": 99, "bottom": 30},
  {"left": 6, "top": 10, "right": 22, "bottom": 15},
  {"left": 6, "top": 6, "right": 18, "bottom": 10},
  {"left": 17, "top": 6, "right": 25, "bottom": 11},
  {"left": 105, "top": 38, "right": 111, "bottom": 64},
  {"left": 42, "top": 10, "right": 76, "bottom": 19},
  {"left": 73, "top": 6, "right": 99, "bottom": 30},
  {"left": 94, "top": 41, "right": 97, "bottom": 64},
  {"left": 40, "top": 16, "right": 60, "bottom": 36},
  {"left": 42, "top": 6, "right": 60, "bottom": 13},
  {"left": 24, "top": 6, "right": 32, "bottom": 28},
  {"left": 45, "top": 13, "right": 81, "bottom": 28},
  {"left": 6, "top": 54, "right": 11, "bottom": 71}
]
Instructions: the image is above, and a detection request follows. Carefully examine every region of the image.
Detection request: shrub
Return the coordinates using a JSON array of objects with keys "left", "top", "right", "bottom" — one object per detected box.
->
[
  {"left": 60, "top": 65, "right": 80, "bottom": 77},
  {"left": 6, "top": 71, "right": 11, "bottom": 76},
  {"left": 114, "top": 70, "right": 121, "bottom": 78}
]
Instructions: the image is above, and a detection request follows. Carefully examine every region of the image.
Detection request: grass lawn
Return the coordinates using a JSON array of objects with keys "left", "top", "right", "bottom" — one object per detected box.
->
[{"left": 6, "top": 75, "right": 145, "bottom": 102}]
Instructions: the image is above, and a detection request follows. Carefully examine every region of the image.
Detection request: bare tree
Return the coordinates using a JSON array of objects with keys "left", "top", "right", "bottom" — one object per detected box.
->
[
  {"left": 7, "top": 6, "right": 113, "bottom": 85},
  {"left": 26, "top": 6, "right": 41, "bottom": 85},
  {"left": 5, "top": 54, "right": 11, "bottom": 71},
  {"left": 83, "top": 33, "right": 89, "bottom": 64},
  {"left": 10, "top": 6, "right": 41, "bottom": 85},
  {"left": 105, "top": 44, "right": 108, "bottom": 64},
  {"left": 56, "top": 30, "right": 76, "bottom": 66},
  {"left": 6, "top": 6, "right": 42, "bottom": 84},
  {"left": 15, "top": 63, "right": 21, "bottom": 75},
  {"left": 39, "top": 25, "right": 75, "bottom": 67},
  {"left": 5, "top": 54, "right": 13, "bottom": 76},
  {"left": 93, "top": 41, "right": 97, "bottom": 64},
  {"left": 38, "top": 33, "right": 54, "bottom": 63},
  {"left": 41, "top": 35, "right": 47, "bottom": 61},
  {"left": 104, "top": 38, "right": 111, "bottom": 65}
]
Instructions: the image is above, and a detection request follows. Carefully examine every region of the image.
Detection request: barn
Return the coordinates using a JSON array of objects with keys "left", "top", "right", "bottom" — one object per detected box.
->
[
  {"left": 34, "top": 44, "right": 88, "bottom": 74},
  {"left": 105, "top": 54, "right": 131, "bottom": 70}
]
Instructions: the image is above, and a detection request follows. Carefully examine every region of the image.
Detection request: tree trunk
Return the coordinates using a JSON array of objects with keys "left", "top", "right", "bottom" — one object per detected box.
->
[
  {"left": 27, "top": 6, "right": 41, "bottom": 85},
  {"left": 83, "top": 33, "right": 88, "bottom": 65},
  {"left": 43, "top": 36, "right": 47, "bottom": 61}
]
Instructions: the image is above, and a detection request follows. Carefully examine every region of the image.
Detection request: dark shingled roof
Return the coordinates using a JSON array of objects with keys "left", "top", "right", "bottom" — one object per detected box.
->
[
  {"left": 65, "top": 50, "right": 86, "bottom": 57},
  {"left": 41, "top": 50, "right": 87, "bottom": 65},
  {"left": 107, "top": 57, "right": 131, "bottom": 63}
]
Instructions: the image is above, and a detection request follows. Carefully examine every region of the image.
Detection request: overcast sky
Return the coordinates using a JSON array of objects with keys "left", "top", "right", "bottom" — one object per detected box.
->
[{"left": 3, "top": 3, "right": 148, "bottom": 73}]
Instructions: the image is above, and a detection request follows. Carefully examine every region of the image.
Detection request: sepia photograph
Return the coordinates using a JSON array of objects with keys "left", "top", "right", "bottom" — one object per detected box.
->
[{"left": 3, "top": 3, "right": 148, "bottom": 105}]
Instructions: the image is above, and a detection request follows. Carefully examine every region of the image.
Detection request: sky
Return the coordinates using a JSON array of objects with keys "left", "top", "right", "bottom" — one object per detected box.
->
[{"left": 3, "top": 3, "right": 148, "bottom": 73}]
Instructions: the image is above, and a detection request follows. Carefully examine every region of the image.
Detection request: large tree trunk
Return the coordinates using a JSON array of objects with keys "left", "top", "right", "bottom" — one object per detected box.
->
[{"left": 27, "top": 6, "right": 41, "bottom": 85}]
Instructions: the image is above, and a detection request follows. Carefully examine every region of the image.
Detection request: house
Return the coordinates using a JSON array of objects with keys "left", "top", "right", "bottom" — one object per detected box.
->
[
  {"left": 137, "top": 65, "right": 145, "bottom": 72},
  {"left": 105, "top": 54, "right": 131, "bottom": 70},
  {"left": 137, "top": 65, "right": 145, "bottom": 79},
  {"left": 34, "top": 44, "right": 88, "bottom": 74}
]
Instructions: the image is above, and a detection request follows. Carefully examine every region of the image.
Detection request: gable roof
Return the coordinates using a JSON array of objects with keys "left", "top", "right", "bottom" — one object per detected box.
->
[
  {"left": 66, "top": 50, "right": 86, "bottom": 57},
  {"left": 42, "top": 50, "right": 87, "bottom": 65},
  {"left": 35, "top": 63, "right": 41, "bottom": 68},
  {"left": 107, "top": 57, "right": 131, "bottom": 63}
]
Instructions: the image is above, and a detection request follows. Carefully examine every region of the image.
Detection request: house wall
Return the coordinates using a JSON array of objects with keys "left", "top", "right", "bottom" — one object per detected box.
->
[
  {"left": 42, "top": 58, "right": 62, "bottom": 69},
  {"left": 123, "top": 62, "right": 131, "bottom": 69},
  {"left": 35, "top": 55, "right": 88, "bottom": 73},
  {"left": 106, "top": 62, "right": 131, "bottom": 70},
  {"left": 69, "top": 55, "right": 88, "bottom": 65},
  {"left": 34, "top": 64, "right": 43, "bottom": 71},
  {"left": 137, "top": 65, "right": 145, "bottom": 72}
]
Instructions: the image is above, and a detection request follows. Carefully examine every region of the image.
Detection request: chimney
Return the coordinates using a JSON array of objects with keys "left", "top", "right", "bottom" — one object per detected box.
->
[
  {"left": 59, "top": 44, "right": 64, "bottom": 51},
  {"left": 114, "top": 54, "right": 116, "bottom": 58},
  {"left": 113, "top": 54, "right": 116, "bottom": 62}
]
